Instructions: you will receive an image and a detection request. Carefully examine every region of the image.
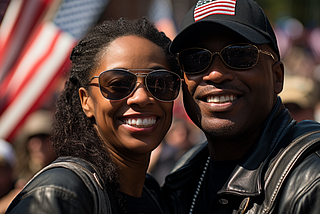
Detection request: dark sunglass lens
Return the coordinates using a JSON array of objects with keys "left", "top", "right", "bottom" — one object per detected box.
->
[
  {"left": 179, "top": 49, "right": 211, "bottom": 73},
  {"left": 99, "top": 69, "right": 136, "bottom": 100},
  {"left": 146, "top": 71, "right": 180, "bottom": 101},
  {"left": 221, "top": 45, "right": 258, "bottom": 69}
]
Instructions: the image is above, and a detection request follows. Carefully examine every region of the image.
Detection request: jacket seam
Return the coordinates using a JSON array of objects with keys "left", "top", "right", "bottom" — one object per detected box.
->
[{"left": 21, "top": 185, "right": 81, "bottom": 202}]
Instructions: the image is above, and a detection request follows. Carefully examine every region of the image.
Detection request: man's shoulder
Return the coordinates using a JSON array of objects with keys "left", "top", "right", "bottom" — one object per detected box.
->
[
  {"left": 262, "top": 121, "right": 320, "bottom": 214},
  {"left": 289, "top": 151, "right": 320, "bottom": 186},
  {"left": 265, "top": 120, "right": 320, "bottom": 188},
  {"left": 277, "top": 151, "right": 320, "bottom": 213}
]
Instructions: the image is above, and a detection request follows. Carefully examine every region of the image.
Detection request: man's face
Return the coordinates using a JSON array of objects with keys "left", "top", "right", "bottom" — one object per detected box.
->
[{"left": 181, "top": 29, "right": 283, "bottom": 143}]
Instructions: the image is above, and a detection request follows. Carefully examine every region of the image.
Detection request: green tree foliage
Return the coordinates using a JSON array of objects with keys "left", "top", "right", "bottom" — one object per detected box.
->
[{"left": 255, "top": 0, "right": 319, "bottom": 26}]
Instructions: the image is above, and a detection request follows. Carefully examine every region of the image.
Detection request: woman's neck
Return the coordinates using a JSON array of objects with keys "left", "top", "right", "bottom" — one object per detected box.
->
[{"left": 111, "top": 151, "right": 151, "bottom": 197}]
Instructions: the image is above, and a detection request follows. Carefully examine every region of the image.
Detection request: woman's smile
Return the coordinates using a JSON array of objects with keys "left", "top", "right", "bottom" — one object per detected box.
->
[{"left": 122, "top": 116, "right": 158, "bottom": 128}]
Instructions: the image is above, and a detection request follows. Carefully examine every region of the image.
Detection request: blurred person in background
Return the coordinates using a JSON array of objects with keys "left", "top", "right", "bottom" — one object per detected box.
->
[
  {"left": 0, "top": 139, "right": 16, "bottom": 213},
  {"left": 280, "top": 74, "right": 320, "bottom": 122},
  {"left": 1, "top": 109, "right": 57, "bottom": 213},
  {"left": 13, "top": 110, "right": 57, "bottom": 187},
  {"left": 148, "top": 118, "right": 204, "bottom": 185}
]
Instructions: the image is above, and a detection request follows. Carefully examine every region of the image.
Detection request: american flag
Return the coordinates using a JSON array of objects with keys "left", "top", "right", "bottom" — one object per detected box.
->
[
  {"left": 0, "top": 0, "right": 110, "bottom": 142},
  {"left": 148, "top": 0, "right": 176, "bottom": 40},
  {"left": 194, "top": 0, "right": 237, "bottom": 22}
]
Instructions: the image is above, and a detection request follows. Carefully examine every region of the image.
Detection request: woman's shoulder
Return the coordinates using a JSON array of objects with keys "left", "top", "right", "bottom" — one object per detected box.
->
[
  {"left": 29, "top": 167, "right": 91, "bottom": 192},
  {"left": 6, "top": 167, "right": 94, "bottom": 214}
]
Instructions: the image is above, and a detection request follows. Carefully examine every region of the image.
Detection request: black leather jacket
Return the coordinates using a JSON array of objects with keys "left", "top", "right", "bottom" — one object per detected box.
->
[
  {"left": 161, "top": 98, "right": 320, "bottom": 214},
  {"left": 6, "top": 157, "right": 162, "bottom": 214}
]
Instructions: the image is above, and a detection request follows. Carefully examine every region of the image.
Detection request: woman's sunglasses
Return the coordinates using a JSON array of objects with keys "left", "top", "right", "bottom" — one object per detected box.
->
[
  {"left": 177, "top": 43, "right": 275, "bottom": 74},
  {"left": 89, "top": 69, "right": 181, "bottom": 102}
]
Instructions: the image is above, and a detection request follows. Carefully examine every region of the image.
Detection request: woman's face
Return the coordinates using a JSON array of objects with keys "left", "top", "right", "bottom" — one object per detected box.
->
[{"left": 79, "top": 35, "right": 174, "bottom": 159}]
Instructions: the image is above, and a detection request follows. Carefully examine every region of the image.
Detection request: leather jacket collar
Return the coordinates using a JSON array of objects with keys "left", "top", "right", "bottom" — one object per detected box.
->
[{"left": 164, "top": 97, "right": 295, "bottom": 198}]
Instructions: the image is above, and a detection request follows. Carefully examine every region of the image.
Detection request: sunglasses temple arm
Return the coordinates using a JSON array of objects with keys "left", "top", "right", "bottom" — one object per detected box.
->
[{"left": 259, "top": 50, "right": 275, "bottom": 60}]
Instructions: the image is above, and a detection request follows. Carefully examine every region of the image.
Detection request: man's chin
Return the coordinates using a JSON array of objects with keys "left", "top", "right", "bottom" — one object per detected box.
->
[{"left": 201, "top": 119, "right": 238, "bottom": 138}]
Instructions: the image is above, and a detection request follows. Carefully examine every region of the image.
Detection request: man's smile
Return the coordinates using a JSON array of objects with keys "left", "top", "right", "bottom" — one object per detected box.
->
[{"left": 206, "top": 94, "right": 238, "bottom": 103}]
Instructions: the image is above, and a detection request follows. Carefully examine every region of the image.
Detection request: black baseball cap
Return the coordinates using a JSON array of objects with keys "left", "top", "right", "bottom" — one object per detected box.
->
[{"left": 170, "top": 0, "right": 280, "bottom": 59}]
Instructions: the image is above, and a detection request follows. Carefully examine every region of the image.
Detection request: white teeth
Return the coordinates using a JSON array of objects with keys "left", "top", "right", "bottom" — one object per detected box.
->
[
  {"left": 124, "top": 117, "right": 157, "bottom": 128},
  {"left": 137, "top": 118, "right": 142, "bottom": 125},
  {"left": 213, "top": 97, "right": 220, "bottom": 102},
  {"left": 207, "top": 95, "right": 238, "bottom": 103},
  {"left": 143, "top": 118, "right": 148, "bottom": 125}
]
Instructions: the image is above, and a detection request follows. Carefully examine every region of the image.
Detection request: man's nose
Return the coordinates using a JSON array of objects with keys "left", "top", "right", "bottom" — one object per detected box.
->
[{"left": 202, "top": 55, "right": 234, "bottom": 84}]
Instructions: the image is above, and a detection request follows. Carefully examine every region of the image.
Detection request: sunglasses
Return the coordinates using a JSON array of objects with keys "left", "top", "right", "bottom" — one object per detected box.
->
[
  {"left": 89, "top": 69, "right": 181, "bottom": 102},
  {"left": 178, "top": 43, "right": 275, "bottom": 74}
]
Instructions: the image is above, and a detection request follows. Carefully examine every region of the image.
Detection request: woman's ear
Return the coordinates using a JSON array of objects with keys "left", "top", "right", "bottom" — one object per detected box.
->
[
  {"left": 273, "top": 61, "right": 284, "bottom": 94},
  {"left": 79, "top": 87, "right": 94, "bottom": 118}
]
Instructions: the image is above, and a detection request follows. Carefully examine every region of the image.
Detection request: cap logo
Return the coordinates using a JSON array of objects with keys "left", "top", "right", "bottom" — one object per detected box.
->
[{"left": 194, "top": 0, "right": 237, "bottom": 22}]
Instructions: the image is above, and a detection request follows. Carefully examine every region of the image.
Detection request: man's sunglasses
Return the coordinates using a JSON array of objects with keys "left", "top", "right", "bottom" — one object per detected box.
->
[
  {"left": 89, "top": 69, "right": 181, "bottom": 102},
  {"left": 177, "top": 43, "right": 275, "bottom": 74}
]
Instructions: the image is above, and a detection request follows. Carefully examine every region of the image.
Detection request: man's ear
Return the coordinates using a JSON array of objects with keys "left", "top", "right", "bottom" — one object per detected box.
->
[
  {"left": 273, "top": 61, "right": 284, "bottom": 94},
  {"left": 79, "top": 87, "right": 94, "bottom": 118}
]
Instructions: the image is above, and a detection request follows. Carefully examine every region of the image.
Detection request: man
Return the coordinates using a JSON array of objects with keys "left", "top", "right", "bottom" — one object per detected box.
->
[
  {"left": 280, "top": 74, "right": 319, "bottom": 122},
  {"left": 0, "top": 139, "right": 17, "bottom": 213},
  {"left": 161, "top": 0, "right": 320, "bottom": 213}
]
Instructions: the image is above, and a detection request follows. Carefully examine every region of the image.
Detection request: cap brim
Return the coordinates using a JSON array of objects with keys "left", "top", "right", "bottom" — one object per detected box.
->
[{"left": 170, "top": 20, "right": 271, "bottom": 53}]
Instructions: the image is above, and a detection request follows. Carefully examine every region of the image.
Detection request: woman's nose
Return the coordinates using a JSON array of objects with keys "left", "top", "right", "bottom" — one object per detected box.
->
[{"left": 126, "top": 81, "right": 154, "bottom": 107}]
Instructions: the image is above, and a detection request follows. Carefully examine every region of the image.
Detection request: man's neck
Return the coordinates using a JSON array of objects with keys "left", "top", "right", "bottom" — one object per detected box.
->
[{"left": 206, "top": 128, "right": 261, "bottom": 161}]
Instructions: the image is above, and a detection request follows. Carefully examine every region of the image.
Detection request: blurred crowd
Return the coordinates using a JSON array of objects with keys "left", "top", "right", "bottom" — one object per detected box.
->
[
  {"left": 275, "top": 18, "right": 320, "bottom": 123},
  {"left": 0, "top": 110, "right": 57, "bottom": 213}
]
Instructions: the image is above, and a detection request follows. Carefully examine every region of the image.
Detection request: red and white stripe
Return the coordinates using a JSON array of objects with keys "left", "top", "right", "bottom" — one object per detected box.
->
[
  {"left": 0, "top": 22, "right": 75, "bottom": 141},
  {"left": 194, "top": 0, "right": 237, "bottom": 22},
  {"left": 0, "top": 0, "right": 54, "bottom": 81}
]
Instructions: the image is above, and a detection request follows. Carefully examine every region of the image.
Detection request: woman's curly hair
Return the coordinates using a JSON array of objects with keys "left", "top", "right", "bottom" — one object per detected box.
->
[{"left": 51, "top": 17, "right": 179, "bottom": 205}]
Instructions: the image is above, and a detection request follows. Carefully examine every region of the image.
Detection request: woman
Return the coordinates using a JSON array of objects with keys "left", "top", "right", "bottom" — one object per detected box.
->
[{"left": 5, "top": 18, "right": 181, "bottom": 214}]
